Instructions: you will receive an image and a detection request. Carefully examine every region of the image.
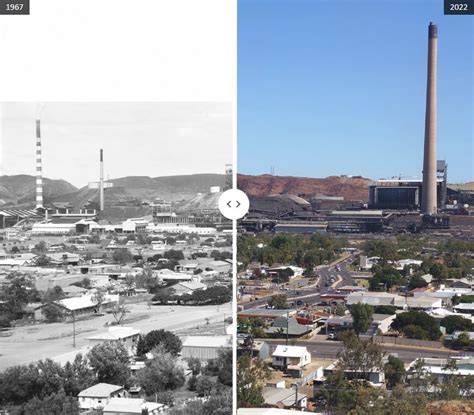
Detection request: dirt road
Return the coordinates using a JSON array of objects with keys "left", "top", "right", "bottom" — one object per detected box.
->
[{"left": 0, "top": 302, "right": 232, "bottom": 370}]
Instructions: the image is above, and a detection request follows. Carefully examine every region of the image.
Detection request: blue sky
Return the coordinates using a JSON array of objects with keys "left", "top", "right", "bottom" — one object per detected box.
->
[{"left": 238, "top": 0, "right": 473, "bottom": 183}]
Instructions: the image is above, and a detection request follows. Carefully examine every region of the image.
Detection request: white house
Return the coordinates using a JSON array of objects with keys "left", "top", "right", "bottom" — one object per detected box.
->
[
  {"left": 272, "top": 345, "right": 311, "bottom": 370},
  {"left": 78, "top": 383, "right": 124, "bottom": 410}
]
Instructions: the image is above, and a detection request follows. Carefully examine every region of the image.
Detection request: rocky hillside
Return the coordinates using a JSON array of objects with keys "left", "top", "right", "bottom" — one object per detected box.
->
[
  {"left": 0, "top": 175, "right": 78, "bottom": 206},
  {"left": 238, "top": 174, "right": 373, "bottom": 201},
  {"left": 0, "top": 173, "right": 227, "bottom": 208}
]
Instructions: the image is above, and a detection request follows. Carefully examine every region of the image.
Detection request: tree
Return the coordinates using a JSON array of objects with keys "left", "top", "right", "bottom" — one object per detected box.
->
[
  {"left": 350, "top": 303, "right": 374, "bottom": 336},
  {"left": 392, "top": 311, "right": 441, "bottom": 340},
  {"left": 137, "top": 352, "right": 185, "bottom": 394},
  {"left": 237, "top": 355, "right": 270, "bottom": 407},
  {"left": 337, "top": 332, "right": 385, "bottom": 381},
  {"left": 384, "top": 355, "right": 405, "bottom": 388},
  {"left": 267, "top": 294, "right": 288, "bottom": 309},
  {"left": 164, "top": 249, "right": 185, "bottom": 261},
  {"left": 441, "top": 315, "right": 473, "bottom": 334},
  {"left": 373, "top": 305, "right": 397, "bottom": 315},
  {"left": 112, "top": 303, "right": 131, "bottom": 326},
  {"left": 135, "top": 267, "right": 159, "bottom": 291},
  {"left": 11, "top": 246, "right": 20, "bottom": 254},
  {"left": 88, "top": 341, "right": 131, "bottom": 386},
  {"left": 136, "top": 329, "right": 182, "bottom": 357},
  {"left": 23, "top": 389, "right": 79, "bottom": 415},
  {"left": 62, "top": 353, "right": 96, "bottom": 397},
  {"left": 112, "top": 249, "right": 133, "bottom": 264},
  {"left": 188, "top": 357, "right": 201, "bottom": 376},
  {"left": 42, "top": 286, "right": 65, "bottom": 303},
  {"left": 36, "top": 255, "right": 51, "bottom": 267},
  {"left": 196, "top": 375, "right": 215, "bottom": 397},
  {"left": 1, "top": 273, "right": 36, "bottom": 319},
  {"left": 454, "top": 331, "right": 472, "bottom": 349},
  {"left": 34, "top": 241, "right": 47, "bottom": 253},
  {"left": 42, "top": 304, "right": 64, "bottom": 322}
]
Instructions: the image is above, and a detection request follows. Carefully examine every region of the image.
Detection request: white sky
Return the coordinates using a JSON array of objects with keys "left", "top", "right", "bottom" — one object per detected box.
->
[{"left": 0, "top": 102, "right": 232, "bottom": 188}]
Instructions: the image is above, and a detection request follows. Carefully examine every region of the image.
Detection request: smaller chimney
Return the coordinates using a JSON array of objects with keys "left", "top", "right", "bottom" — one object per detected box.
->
[{"left": 100, "top": 149, "right": 104, "bottom": 211}]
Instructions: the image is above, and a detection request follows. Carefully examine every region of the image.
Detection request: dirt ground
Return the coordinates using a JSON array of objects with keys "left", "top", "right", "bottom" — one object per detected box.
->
[{"left": 0, "top": 301, "right": 232, "bottom": 370}]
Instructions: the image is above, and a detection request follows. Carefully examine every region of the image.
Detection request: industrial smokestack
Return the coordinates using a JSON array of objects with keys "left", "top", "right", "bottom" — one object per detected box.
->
[
  {"left": 35, "top": 104, "right": 45, "bottom": 209},
  {"left": 100, "top": 149, "right": 104, "bottom": 211},
  {"left": 421, "top": 22, "right": 438, "bottom": 214}
]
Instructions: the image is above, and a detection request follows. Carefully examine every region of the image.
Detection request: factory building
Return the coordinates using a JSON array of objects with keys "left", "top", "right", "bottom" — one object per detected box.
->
[
  {"left": 368, "top": 168, "right": 447, "bottom": 211},
  {"left": 0, "top": 209, "right": 41, "bottom": 229}
]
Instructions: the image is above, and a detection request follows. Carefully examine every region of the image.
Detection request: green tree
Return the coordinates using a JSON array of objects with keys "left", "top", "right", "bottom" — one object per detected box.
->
[
  {"left": 384, "top": 355, "right": 405, "bottom": 388},
  {"left": 267, "top": 294, "right": 288, "bottom": 310},
  {"left": 441, "top": 315, "right": 473, "bottom": 334},
  {"left": 337, "top": 332, "right": 385, "bottom": 381},
  {"left": 373, "top": 305, "right": 397, "bottom": 315},
  {"left": 391, "top": 311, "right": 441, "bottom": 340},
  {"left": 88, "top": 341, "right": 131, "bottom": 386},
  {"left": 112, "top": 248, "right": 133, "bottom": 264},
  {"left": 237, "top": 355, "right": 270, "bottom": 407},
  {"left": 350, "top": 303, "right": 374, "bottom": 336}
]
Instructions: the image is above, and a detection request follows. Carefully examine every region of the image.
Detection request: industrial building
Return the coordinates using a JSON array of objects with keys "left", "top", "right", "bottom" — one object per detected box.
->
[{"left": 368, "top": 174, "right": 446, "bottom": 211}]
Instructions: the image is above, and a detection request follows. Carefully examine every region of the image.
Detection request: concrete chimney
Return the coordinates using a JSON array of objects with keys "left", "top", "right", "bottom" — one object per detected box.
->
[
  {"left": 100, "top": 149, "right": 104, "bottom": 211},
  {"left": 35, "top": 105, "right": 44, "bottom": 209},
  {"left": 421, "top": 22, "right": 438, "bottom": 214}
]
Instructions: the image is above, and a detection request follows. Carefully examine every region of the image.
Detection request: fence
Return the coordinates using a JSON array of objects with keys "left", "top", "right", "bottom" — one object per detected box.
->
[{"left": 371, "top": 335, "right": 443, "bottom": 349}]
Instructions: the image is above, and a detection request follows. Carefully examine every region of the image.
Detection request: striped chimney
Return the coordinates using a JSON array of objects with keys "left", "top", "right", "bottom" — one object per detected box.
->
[{"left": 35, "top": 104, "right": 45, "bottom": 209}]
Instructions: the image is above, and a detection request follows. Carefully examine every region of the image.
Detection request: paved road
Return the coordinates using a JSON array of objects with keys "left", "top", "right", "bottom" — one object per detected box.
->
[{"left": 240, "top": 253, "right": 358, "bottom": 310}]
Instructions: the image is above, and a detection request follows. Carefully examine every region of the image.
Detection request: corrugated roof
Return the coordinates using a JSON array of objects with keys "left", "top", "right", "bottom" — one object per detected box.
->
[
  {"left": 272, "top": 345, "right": 308, "bottom": 358},
  {"left": 78, "top": 383, "right": 122, "bottom": 398},
  {"left": 182, "top": 335, "right": 231, "bottom": 348}
]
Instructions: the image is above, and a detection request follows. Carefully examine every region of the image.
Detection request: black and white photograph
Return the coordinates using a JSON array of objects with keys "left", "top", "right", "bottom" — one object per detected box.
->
[{"left": 0, "top": 102, "right": 233, "bottom": 414}]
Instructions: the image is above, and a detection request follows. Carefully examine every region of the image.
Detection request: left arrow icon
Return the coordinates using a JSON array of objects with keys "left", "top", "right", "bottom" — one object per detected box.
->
[{"left": 227, "top": 200, "right": 232, "bottom": 208}]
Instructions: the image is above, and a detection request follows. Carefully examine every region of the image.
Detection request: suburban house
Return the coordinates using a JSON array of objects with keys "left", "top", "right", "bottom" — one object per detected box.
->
[
  {"left": 272, "top": 345, "right": 311, "bottom": 371},
  {"left": 326, "top": 313, "right": 396, "bottom": 335},
  {"left": 407, "top": 357, "right": 474, "bottom": 385},
  {"left": 345, "top": 292, "right": 442, "bottom": 310},
  {"left": 86, "top": 327, "right": 141, "bottom": 355},
  {"left": 323, "top": 359, "right": 386, "bottom": 385},
  {"left": 454, "top": 303, "right": 474, "bottom": 315},
  {"left": 266, "top": 317, "right": 313, "bottom": 338},
  {"left": 35, "top": 294, "right": 119, "bottom": 321},
  {"left": 102, "top": 397, "right": 167, "bottom": 414},
  {"left": 78, "top": 383, "right": 124, "bottom": 410},
  {"left": 62, "top": 285, "right": 89, "bottom": 297},
  {"left": 262, "top": 387, "right": 307, "bottom": 410},
  {"left": 181, "top": 335, "right": 232, "bottom": 360},
  {"left": 172, "top": 280, "right": 207, "bottom": 296}
]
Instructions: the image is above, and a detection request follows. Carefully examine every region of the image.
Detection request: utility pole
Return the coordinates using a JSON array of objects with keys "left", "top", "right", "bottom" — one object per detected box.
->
[
  {"left": 286, "top": 308, "right": 289, "bottom": 346},
  {"left": 72, "top": 311, "right": 76, "bottom": 347}
]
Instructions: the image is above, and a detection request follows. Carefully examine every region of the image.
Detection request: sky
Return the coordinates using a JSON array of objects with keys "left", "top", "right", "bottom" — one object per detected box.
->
[
  {"left": 238, "top": 0, "right": 473, "bottom": 183},
  {"left": 0, "top": 102, "right": 232, "bottom": 188}
]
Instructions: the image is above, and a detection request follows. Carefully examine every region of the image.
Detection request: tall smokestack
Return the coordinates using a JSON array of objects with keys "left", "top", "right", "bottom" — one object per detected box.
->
[
  {"left": 100, "top": 149, "right": 104, "bottom": 211},
  {"left": 422, "top": 22, "right": 438, "bottom": 214},
  {"left": 35, "top": 105, "right": 44, "bottom": 209}
]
